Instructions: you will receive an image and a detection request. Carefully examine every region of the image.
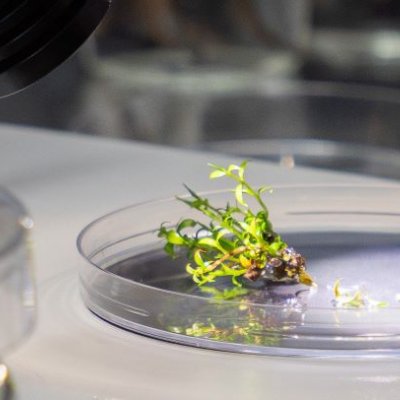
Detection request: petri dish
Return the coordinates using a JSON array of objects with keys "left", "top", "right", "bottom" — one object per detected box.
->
[{"left": 78, "top": 186, "right": 400, "bottom": 358}]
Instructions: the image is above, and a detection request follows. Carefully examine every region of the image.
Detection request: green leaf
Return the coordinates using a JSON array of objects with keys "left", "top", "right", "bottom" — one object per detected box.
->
[
  {"left": 268, "top": 241, "right": 283, "bottom": 255},
  {"left": 177, "top": 218, "right": 197, "bottom": 233},
  {"left": 215, "top": 228, "right": 231, "bottom": 241},
  {"left": 209, "top": 170, "right": 226, "bottom": 179},
  {"left": 186, "top": 264, "right": 195, "bottom": 274},
  {"left": 218, "top": 237, "right": 236, "bottom": 251},
  {"left": 157, "top": 224, "right": 168, "bottom": 238},
  {"left": 192, "top": 274, "right": 201, "bottom": 284},
  {"left": 239, "top": 254, "right": 251, "bottom": 268},
  {"left": 193, "top": 250, "right": 206, "bottom": 268},
  {"left": 197, "top": 237, "right": 222, "bottom": 250},
  {"left": 182, "top": 184, "right": 201, "bottom": 200},
  {"left": 235, "top": 184, "right": 247, "bottom": 207},
  {"left": 238, "top": 161, "right": 248, "bottom": 179},
  {"left": 248, "top": 217, "right": 258, "bottom": 237},
  {"left": 166, "top": 231, "right": 185, "bottom": 245},
  {"left": 231, "top": 275, "right": 242, "bottom": 286},
  {"left": 228, "top": 164, "right": 240, "bottom": 173},
  {"left": 208, "top": 162, "right": 224, "bottom": 171},
  {"left": 164, "top": 242, "right": 175, "bottom": 257},
  {"left": 258, "top": 185, "right": 271, "bottom": 195}
]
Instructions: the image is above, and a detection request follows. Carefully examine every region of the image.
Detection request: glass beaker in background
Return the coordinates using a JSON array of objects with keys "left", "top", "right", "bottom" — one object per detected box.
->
[{"left": 0, "top": 190, "right": 35, "bottom": 400}]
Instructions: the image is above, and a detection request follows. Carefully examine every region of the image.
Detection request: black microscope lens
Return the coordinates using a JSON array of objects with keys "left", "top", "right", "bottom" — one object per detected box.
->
[{"left": 0, "top": 0, "right": 111, "bottom": 97}]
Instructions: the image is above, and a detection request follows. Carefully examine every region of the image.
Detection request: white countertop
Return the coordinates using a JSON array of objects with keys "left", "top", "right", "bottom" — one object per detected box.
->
[{"left": 1, "top": 124, "right": 399, "bottom": 399}]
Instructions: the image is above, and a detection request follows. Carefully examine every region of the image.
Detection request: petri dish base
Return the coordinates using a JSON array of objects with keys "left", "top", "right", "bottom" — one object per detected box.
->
[{"left": 78, "top": 186, "right": 400, "bottom": 358}]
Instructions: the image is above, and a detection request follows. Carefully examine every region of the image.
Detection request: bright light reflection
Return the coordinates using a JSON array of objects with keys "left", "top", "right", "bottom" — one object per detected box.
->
[{"left": 0, "top": 364, "right": 8, "bottom": 384}]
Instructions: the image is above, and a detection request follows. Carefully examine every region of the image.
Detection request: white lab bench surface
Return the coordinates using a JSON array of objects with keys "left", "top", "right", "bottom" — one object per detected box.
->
[{"left": 1, "top": 124, "right": 399, "bottom": 399}]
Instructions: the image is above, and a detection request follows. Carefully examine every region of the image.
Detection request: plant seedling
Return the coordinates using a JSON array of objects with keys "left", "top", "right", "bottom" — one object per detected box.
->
[
  {"left": 332, "top": 279, "right": 388, "bottom": 309},
  {"left": 158, "top": 162, "right": 314, "bottom": 288}
]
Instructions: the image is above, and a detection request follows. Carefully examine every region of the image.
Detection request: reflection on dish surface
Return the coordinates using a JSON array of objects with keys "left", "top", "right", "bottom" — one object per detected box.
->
[{"left": 82, "top": 231, "right": 400, "bottom": 356}]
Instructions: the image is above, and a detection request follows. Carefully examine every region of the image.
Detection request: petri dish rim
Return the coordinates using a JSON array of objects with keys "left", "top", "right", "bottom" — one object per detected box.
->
[
  {"left": 77, "top": 184, "right": 400, "bottom": 312},
  {"left": 77, "top": 184, "right": 400, "bottom": 357}
]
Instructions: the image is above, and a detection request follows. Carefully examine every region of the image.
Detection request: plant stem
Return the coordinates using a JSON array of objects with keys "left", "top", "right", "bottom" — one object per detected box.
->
[{"left": 207, "top": 245, "right": 248, "bottom": 271}]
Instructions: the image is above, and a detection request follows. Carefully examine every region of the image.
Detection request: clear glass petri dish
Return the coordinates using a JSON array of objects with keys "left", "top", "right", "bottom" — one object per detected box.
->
[
  {"left": 78, "top": 186, "right": 400, "bottom": 358},
  {"left": 0, "top": 188, "right": 34, "bottom": 357}
]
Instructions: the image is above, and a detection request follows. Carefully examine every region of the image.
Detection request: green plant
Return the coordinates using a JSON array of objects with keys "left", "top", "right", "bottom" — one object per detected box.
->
[
  {"left": 332, "top": 279, "right": 388, "bottom": 309},
  {"left": 158, "top": 161, "right": 314, "bottom": 287}
]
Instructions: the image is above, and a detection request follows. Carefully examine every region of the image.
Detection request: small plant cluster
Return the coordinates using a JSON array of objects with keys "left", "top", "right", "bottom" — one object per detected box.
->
[
  {"left": 158, "top": 162, "right": 314, "bottom": 287},
  {"left": 332, "top": 280, "right": 388, "bottom": 309}
]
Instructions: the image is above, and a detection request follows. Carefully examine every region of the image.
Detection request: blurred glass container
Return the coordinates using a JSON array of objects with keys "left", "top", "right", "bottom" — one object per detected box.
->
[
  {"left": 84, "top": 61, "right": 400, "bottom": 155},
  {"left": 305, "top": 28, "right": 400, "bottom": 85},
  {"left": 77, "top": 47, "right": 302, "bottom": 139},
  {"left": 0, "top": 189, "right": 34, "bottom": 399},
  {"left": 190, "top": 81, "right": 400, "bottom": 179},
  {"left": 253, "top": 0, "right": 311, "bottom": 49},
  {"left": 95, "top": 0, "right": 311, "bottom": 52},
  {"left": 200, "top": 139, "right": 400, "bottom": 180}
]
